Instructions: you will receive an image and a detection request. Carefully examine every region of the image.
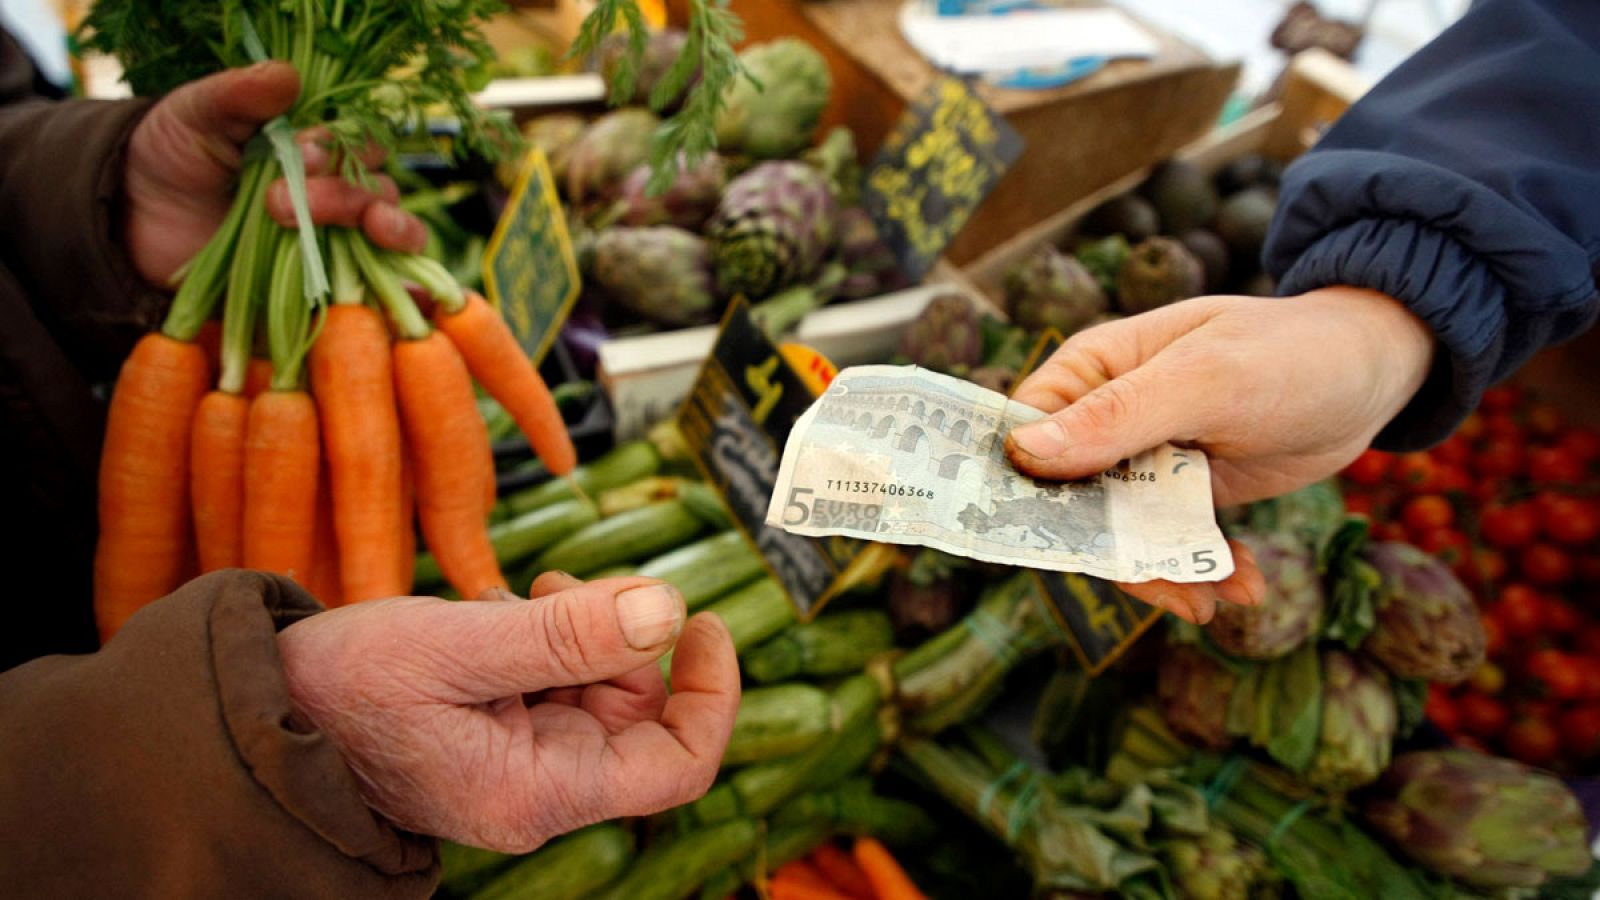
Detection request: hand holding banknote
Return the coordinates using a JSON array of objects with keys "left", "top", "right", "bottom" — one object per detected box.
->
[{"left": 1006, "top": 288, "right": 1436, "bottom": 622}]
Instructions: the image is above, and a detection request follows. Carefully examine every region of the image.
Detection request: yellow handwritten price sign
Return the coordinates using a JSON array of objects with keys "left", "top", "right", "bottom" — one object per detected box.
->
[
  {"left": 863, "top": 77, "right": 1024, "bottom": 281},
  {"left": 676, "top": 299, "right": 866, "bottom": 619},
  {"left": 483, "top": 148, "right": 580, "bottom": 366},
  {"left": 1015, "top": 331, "right": 1163, "bottom": 674}
]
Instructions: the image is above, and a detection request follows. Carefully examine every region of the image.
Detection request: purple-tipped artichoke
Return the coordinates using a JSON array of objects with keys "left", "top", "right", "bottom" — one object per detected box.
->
[
  {"left": 1305, "top": 649, "right": 1395, "bottom": 793},
  {"left": 1157, "top": 643, "right": 1238, "bottom": 750},
  {"left": 835, "top": 207, "right": 908, "bottom": 299},
  {"left": 1364, "top": 750, "right": 1591, "bottom": 889},
  {"left": 1003, "top": 246, "right": 1109, "bottom": 335},
  {"left": 708, "top": 161, "right": 838, "bottom": 300},
  {"left": 715, "top": 38, "right": 831, "bottom": 160},
  {"left": 900, "top": 294, "right": 984, "bottom": 375},
  {"left": 497, "top": 113, "right": 586, "bottom": 190},
  {"left": 1205, "top": 533, "right": 1323, "bottom": 661},
  {"left": 1116, "top": 237, "right": 1205, "bottom": 314},
  {"left": 1360, "top": 541, "right": 1486, "bottom": 685},
  {"left": 592, "top": 227, "right": 721, "bottom": 327},
  {"left": 598, "top": 29, "right": 693, "bottom": 110},
  {"left": 1164, "top": 827, "right": 1281, "bottom": 900},
  {"left": 613, "top": 153, "right": 728, "bottom": 231},
  {"left": 565, "top": 108, "right": 660, "bottom": 208}
]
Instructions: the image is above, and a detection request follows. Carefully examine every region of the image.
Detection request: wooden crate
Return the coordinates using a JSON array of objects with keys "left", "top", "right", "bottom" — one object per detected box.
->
[{"left": 668, "top": 0, "right": 1240, "bottom": 265}]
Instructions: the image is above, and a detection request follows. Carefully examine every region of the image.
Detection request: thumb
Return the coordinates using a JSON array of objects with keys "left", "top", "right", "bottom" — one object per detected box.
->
[
  {"left": 1005, "top": 353, "right": 1210, "bottom": 480},
  {"left": 415, "top": 578, "right": 686, "bottom": 702},
  {"left": 158, "top": 61, "right": 301, "bottom": 147}
]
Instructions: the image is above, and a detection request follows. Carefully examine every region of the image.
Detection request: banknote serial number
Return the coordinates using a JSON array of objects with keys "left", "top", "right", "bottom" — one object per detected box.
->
[
  {"left": 1102, "top": 470, "right": 1157, "bottom": 483},
  {"left": 825, "top": 479, "right": 935, "bottom": 499}
]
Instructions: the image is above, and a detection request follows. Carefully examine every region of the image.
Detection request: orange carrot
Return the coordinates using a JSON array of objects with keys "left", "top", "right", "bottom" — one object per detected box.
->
[
  {"left": 853, "top": 838, "right": 926, "bottom": 900},
  {"left": 482, "top": 430, "right": 497, "bottom": 516},
  {"left": 435, "top": 291, "right": 577, "bottom": 477},
  {"left": 189, "top": 390, "right": 249, "bottom": 572},
  {"left": 811, "top": 844, "right": 876, "bottom": 900},
  {"left": 304, "top": 463, "right": 344, "bottom": 606},
  {"left": 392, "top": 331, "right": 505, "bottom": 598},
  {"left": 398, "top": 440, "right": 417, "bottom": 594},
  {"left": 309, "top": 304, "right": 407, "bottom": 602},
  {"left": 770, "top": 861, "right": 854, "bottom": 900},
  {"left": 242, "top": 390, "right": 320, "bottom": 581},
  {"left": 244, "top": 357, "right": 275, "bottom": 399},
  {"left": 94, "top": 333, "right": 211, "bottom": 641}
]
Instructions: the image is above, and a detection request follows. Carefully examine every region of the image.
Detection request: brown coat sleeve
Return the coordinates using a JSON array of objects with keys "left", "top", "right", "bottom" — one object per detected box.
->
[
  {"left": 0, "top": 28, "right": 168, "bottom": 382},
  {"left": 0, "top": 571, "right": 440, "bottom": 898}
]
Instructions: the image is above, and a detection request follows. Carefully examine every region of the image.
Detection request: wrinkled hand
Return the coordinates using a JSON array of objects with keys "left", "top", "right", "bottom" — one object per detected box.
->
[
  {"left": 124, "top": 60, "right": 426, "bottom": 288},
  {"left": 276, "top": 573, "right": 741, "bottom": 852},
  {"left": 1005, "top": 287, "right": 1435, "bottom": 622}
]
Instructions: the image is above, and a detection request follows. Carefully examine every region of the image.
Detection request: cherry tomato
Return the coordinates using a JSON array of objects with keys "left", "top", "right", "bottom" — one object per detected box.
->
[
  {"left": 1558, "top": 427, "right": 1600, "bottom": 462},
  {"left": 1431, "top": 435, "right": 1473, "bottom": 467},
  {"left": 1559, "top": 706, "right": 1600, "bottom": 758},
  {"left": 1434, "top": 464, "right": 1473, "bottom": 495},
  {"left": 1493, "top": 585, "right": 1546, "bottom": 639},
  {"left": 1483, "top": 412, "right": 1525, "bottom": 442},
  {"left": 1528, "top": 649, "right": 1587, "bottom": 700},
  {"left": 1521, "top": 543, "right": 1575, "bottom": 587},
  {"left": 1481, "top": 614, "right": 1507, "bottom": 658},
  {"left": 1506, "top": 716, "right": 1562, "bottom": 766},
  {"left": 1575, "top": 657, "right": 1600, "bottom": 703},
  {"left": 1528, "top": 446, "right": 1586, "bottom": 485},
  {"left": 1471, "top": 477, "right": 1507, "bottom": 506},
  {"left": 1421, "top": 528, "right": 1473, "bottom": 567},
  {"left": 1458, "top": 692, "right": 1511, "bottom": 738},
  {"left": 1456, "top": 412, "right": 1487, "bottom": 443},
  {"left": 1526, "top": 404, "right": 1565, "bottom": 440},
  {"left": 1576, "top": 556, "right": 1600, "bottom": 585},
  {"left": 1343, "top": 449, "right": 1391, "bottom": 486},
  {"left": 1393, "top": 453, "right": 1440, "bottom": 491},
  {"left": 1374, "top": 522, "right": 1410, "bottom": 544},
  {"left": 1576, "top": 624, "right": 1600, "bottom": 658},
  {"left": 1480, "top": 502, "right": 1540, "bottom": 549},
  {"left": 1402, "top": 495, "right": 1455, "bottom": 533},
  {"left": 1540, "top": 496, "right": 1600, "bottom": 546},
  {"left": 1426, "top": 687, "right": 1461, "bottom": 733},
  {"left": 1542, "top": 598, "right": 1583, "bottom": 633},
  {"left": 1462, "top": 547, "right": 1508, "bottom": 587},
  {"left": 1475, "top": 439, "right": 1526, "bottom": 479},
  {"left": 1343, "top": 494, "right": 1375, "bottom": 518},
  {"left": 1480, "top": 385, "right": 1523, "bottom": 414},
  {"left": 1469, "top": 662, "right": 1506, "bottom": 695}
]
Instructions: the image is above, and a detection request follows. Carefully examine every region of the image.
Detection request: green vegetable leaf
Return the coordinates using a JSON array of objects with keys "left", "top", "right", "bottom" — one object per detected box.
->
[
  {"left": 1227, "top": 643, "right": 1323, "bottom": 773},
  {"left": 1323, "top": 517, "right": 1382, "bottom": 648},
  {"left": 1392, "top": 677, "right": 1429, "bottom": 740}
]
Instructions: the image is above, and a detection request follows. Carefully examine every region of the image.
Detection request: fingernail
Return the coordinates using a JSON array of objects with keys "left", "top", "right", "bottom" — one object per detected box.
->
[
  {"left": 1010, "top": 420, "right": 1066, "bottom": 459},
  {"left": 616, "top": 584, "right": 684, "bottom": 649}
]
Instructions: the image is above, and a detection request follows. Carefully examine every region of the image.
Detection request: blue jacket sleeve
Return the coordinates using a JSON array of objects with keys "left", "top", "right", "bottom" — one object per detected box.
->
[{"left": 1263, "top": 0, "right": 1600, "bottom": 450}]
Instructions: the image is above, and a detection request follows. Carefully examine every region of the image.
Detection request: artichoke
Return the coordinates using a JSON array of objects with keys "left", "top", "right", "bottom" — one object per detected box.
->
[
  {"left": 1205, "top": 533, "right": 1323, "bottom": 661},
  {"left": 1156, "top": 643, "right": 1238, "bottom": 750},
  {"left": 834, "top": 207, "right": 907, "bottom": 300},
  {"left": 715, "top": 38, "right": 831, "bottom": 160},
  {"left": 1179, "top": 229, "right": 1230, "bottom": 293},
  {"left": 565, "top": 108, "right": 661, "bottom": 208},
  {"left": 1003, "top": 246, "right": 1109, "bottom": 335},
  {"left": 1072, "top": 234, "right": 1130, "bottom": 297},
  {"left": 803, "top": 126, "right": 861, "bottom": 207},
  {"left": 1364, "top": 750, "right": 1591, "bottom": 889},
  {"left": 708, "top": 161, "right": 839, "bottom": 299},
  {"left": 1139, "top": 159, "right": 1218, "bottom": 234},
  {"left": 1360, "top": 541, "right": 1486, "bottom": 684},
  {"left": 1116, "top": 237, "right": 1204, "bottom": 314},
  {"left": 598, "top": 29, "right": 693, "bottom": 110},
  {"left": 900, "top": 294, "right": 984, "bottom": 375},
  {"left": 613, "top": 153, "right": 728, "bottom": 231},
  {"left": 592, "top": 227, "right": 721, "bottom": 327},
  {"left": 1305, "top": 649, "right": 1395, "bottom": 793},
  {"left": 1164, "top": 827, "right": 1282, "bottom": 900},
  {"left": 496, "top": 113, "right": 586, "bottom": 190}
]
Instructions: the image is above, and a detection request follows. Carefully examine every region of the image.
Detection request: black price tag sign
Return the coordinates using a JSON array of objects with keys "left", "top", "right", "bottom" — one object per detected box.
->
[
  {"left": 1016, "top": 331, "right": 1163, "bottom": 675},
  {"left": 483, "top": 148, "right": 580, "bottom": 366},
  {"left": 677, "top": 299, "right": 862, "bottom": 619},
  {"left": 862, "top": 77, "right": 1024, "bottom": 281}
]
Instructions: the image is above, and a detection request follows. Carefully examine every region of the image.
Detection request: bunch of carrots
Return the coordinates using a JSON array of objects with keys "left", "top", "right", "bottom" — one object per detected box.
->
[
  {"left": 762, "top": 838, "right": 927, "bottom": 900},
  {"left": 95, "top": 189, "right": 574, "bottom": 640}
]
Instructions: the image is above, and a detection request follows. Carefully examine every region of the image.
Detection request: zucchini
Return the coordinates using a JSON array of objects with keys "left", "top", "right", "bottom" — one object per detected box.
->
[
  {"left": 635, "top": 531, "right": 764, "bottom": 610},
  {"left": 591, "top": 819, "right": 759, "bottom": 900},
  {"left": 723, "top": 683, "right": 833, "bottom": 766},
  {"left": 587, "top": 565, "right": 637, "bottom": 581},
  {"left": 533, "top": 500, "right": 706, "bottom": 579},
  {"left": 504, "top": 440, "right": 661, "bottom": 515},
  {"left": 415, "top": 499, "right": 597, "bottom": 589},
  {"left": 439, "top": 842, "right": 516, "bottom": 897},
  {"left": 471, "top": 824, "right": 633, "bottom": 900},
  {"left": 770, "top": 776, "right": 938, "bottom": 845},
  {"left": 658, "top": 578, "right": 794, "bottom": 681},
  {"left": 679, "top": 481, "right": 732, "bottom": 530},
  {"left": 743, "top": 610, "right": 896, "bottom": 683},
  {"left": 597, "top": 476, "right": 696, "bottom": 517},
  {"left": 696, "top": 821, "right": 830, "bottom": 900}
]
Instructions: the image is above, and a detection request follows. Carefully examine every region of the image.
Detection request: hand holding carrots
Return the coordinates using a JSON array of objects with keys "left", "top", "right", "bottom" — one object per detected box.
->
[{"left": 274, "top": 573, "right": 740, "bottom": 852}]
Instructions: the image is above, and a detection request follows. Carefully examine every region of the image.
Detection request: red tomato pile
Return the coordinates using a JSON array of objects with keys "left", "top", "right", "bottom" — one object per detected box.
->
[{"left": 1339, "top": 385, "right": 1600, "bottom": 773}]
